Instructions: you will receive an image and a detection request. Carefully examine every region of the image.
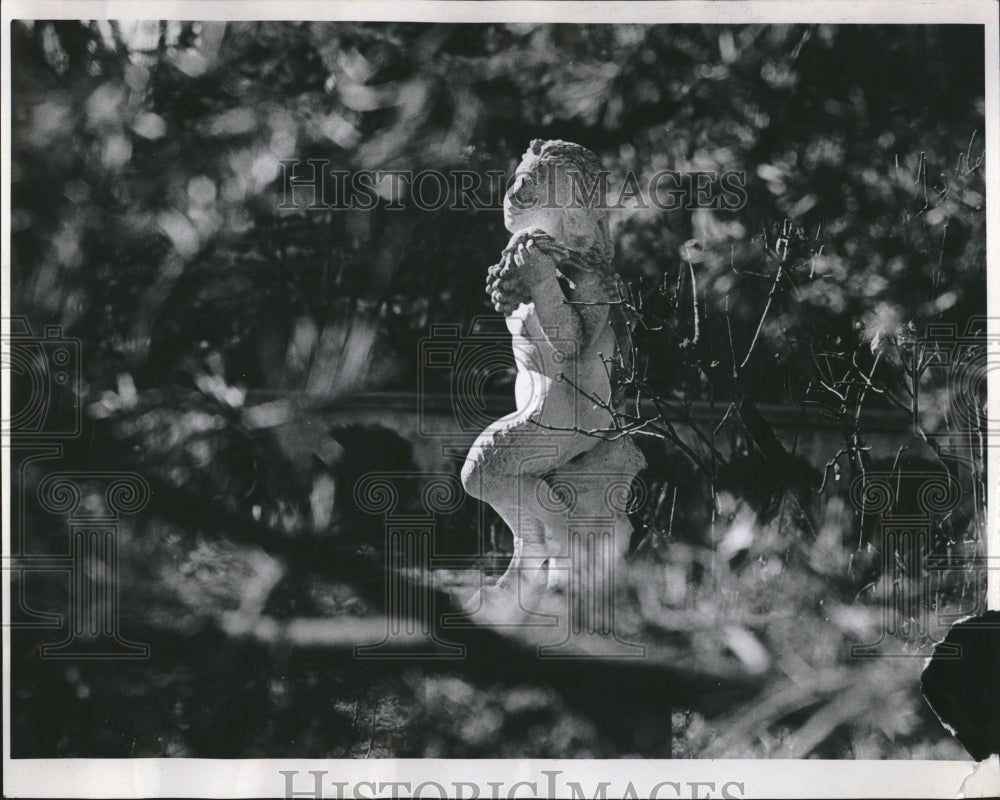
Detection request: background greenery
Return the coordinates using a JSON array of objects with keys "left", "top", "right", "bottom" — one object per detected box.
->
[{"left": 10, "top": 20, "right": 986, "bottom": 759}]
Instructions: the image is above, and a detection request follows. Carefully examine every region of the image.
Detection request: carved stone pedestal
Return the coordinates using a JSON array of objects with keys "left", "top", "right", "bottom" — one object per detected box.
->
[
  {"left": 537, "top": 436, "right": 646, "bottom": 658},
  {"left": 462, "top": 436, "right": 646, "bottom": 658}
]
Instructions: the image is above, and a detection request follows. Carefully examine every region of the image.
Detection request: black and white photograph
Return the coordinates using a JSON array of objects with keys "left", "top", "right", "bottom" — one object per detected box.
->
[{"left": 3, "top": 1, "right": 999, "bottom": 798}]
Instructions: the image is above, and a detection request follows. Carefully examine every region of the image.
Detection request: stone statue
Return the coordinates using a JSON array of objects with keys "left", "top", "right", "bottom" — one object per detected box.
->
[{"left": 460, "top": 140, "right": 646, "bottom": 620}]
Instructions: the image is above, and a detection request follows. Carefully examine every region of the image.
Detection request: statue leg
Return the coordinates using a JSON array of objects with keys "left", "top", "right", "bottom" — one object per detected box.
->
[
  {"left": 491, "top": 502, "right": 549, "bottom": 597},
  {"left": 461, "top": 441, "right": 575, "bottom": 603},
  {"left": 460, "top": 409, "right": 618, "bottom": 599}
]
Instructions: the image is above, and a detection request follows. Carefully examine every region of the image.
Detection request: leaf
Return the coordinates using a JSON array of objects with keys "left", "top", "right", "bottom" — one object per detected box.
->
[{"left": 131, "top": 112, "right": 167, "bottom": 140}]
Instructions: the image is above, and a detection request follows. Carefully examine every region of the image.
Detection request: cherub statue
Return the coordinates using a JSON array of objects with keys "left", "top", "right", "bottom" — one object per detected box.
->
[{"left": 460, "top": 140, "right": 645, "bottom": 609}]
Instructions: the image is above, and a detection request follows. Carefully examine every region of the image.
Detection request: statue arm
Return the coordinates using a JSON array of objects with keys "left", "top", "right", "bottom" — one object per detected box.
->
[
  {"left": 519, "top": 243, "right": 609, "bottom": 351},
  {"left": 526, "top": 266, "right": 585, "bottom": 345},
  {"left": 567, "top": 272, "right": 614, "bottom": 350}
]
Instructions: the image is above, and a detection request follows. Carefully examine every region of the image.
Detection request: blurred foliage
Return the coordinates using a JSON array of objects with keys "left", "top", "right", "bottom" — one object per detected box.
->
[
  {"left": 11, "top": 22, "right": 985, "bottom": 399},
  {"left": 9, "top": 20, "right": 986, "bottom": 760}
]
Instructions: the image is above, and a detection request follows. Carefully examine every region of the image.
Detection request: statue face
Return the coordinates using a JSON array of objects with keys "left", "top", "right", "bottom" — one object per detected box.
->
[
  {"left": 503, "top": 147, "right": 600, "bottom": 249},
  {"left": 503, "top": 150, "right": 571, "bottom": 233},
  {"left": 504, "top": 150, "right": 550, "bottom": 232}
]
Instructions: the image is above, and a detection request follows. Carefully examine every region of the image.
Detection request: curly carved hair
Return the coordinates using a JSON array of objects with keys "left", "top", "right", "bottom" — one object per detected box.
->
[{"left": 526, "top": 139, "right": 614, "bottom": 265}]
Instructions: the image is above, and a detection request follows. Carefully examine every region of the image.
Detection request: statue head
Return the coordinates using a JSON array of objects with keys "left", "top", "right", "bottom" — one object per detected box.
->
[{"left": 503, "top": 139, "right": 613, "bottom": 261}]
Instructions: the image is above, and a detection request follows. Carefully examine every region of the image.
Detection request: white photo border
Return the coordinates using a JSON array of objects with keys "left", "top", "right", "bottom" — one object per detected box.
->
[{"left": 2, "top": 2, "right": 998, "bottom": 798}]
